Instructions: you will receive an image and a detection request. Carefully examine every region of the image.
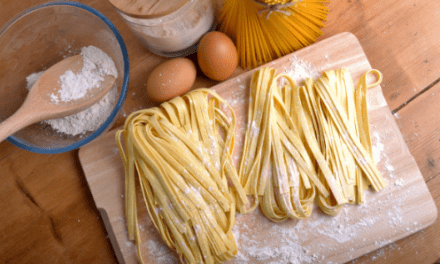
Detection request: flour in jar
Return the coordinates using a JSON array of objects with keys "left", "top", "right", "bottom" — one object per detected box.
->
[
  {"left": 26, "top": 46, "right": 118, "bottom": 136},
  {"left": 117, "top": 0, "right": 216, "bottom": 54}
]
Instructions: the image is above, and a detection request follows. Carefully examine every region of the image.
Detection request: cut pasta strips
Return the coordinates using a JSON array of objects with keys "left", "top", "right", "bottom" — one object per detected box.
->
[
  {"left": 240, "top": 67, "right": 387, "bottom": 221},
  {"left": 116, "top": 89, "right": 248, "bottom": 264}
]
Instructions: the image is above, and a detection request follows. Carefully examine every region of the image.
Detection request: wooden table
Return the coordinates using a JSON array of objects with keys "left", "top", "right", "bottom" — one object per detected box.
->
[{"left": 0, "top": 0, "right": 439, "bottom": 263}]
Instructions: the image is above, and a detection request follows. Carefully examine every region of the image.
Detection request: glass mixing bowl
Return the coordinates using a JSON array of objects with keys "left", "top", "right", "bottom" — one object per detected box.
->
[{"left": 0, "top": 1, "right": 129, "bottom": 154}]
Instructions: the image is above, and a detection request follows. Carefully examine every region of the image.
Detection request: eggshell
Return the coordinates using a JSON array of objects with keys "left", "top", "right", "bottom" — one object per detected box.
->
[
  {"left": 146, "top": 58, "right": 197, "bottom": 102},
  {"left": 197, "top": 31, "right": 238, "bottom": 81}
]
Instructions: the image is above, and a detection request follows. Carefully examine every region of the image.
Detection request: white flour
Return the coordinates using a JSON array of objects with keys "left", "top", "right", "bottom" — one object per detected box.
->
[
  {"left": 146, "top": 239, "right": 177, "bottom": 264},
  {"left": 51, "top": 46, "right": 116, "bottom": 103},
  {"left": 372, "top": 132, "right": 384, "bottom": 164},
  {"left": 26, "top": 46, "right": 118, "bottom": 136},
  {"left": 283, "top": 56, "right": 320, "bottom": 86}
]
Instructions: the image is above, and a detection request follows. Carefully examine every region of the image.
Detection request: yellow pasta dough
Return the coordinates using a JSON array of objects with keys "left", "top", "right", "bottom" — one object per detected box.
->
[
  {"left": 239, "top": 68, "right": 327, "bottom": 221},
  {"left": 116, "top": 89, "right": 248, "bottom": 264},
  {"left": 240, "top": 67, "right": 387, "bottom": 220},
  {"left": 115, "top": 64, "right": 388, "bottom": 263}
]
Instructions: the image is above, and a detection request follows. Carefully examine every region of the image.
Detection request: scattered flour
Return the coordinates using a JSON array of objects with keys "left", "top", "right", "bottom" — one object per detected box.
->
[
  {"left": 224, "top": 78, "right": 247, "bottom": 108},
  {"left": 245, "top": 241, "right": 316, "bottom": 263},
  {"left": 385, "top": 163, "right": 395, "bottom": 174},
  {"left": 372, "top": 131, "right": 397, "bottom": 178},
  {"left": 372, "top": 132, "right": 384, "bottom": 164},
  {"left": 284, "top": 56, "right": 320, "bottom": 85},
  {"left": 146, "top": 239, "right": 177, "bottom": 264},
  {"left": 394, "top": 178, "right": 404, "bottom": 187},
  {"left": 313, "top": 213, "right": 378, "bottom": 243},
  {"left": 229, "top": 180, "right": 422, "bottom": 264},
  {"left": 234, "top": 214, "right": 320, "bottom": 264},
  {"left": 26, "top": 46, "right": 118, "bottom": 136}
]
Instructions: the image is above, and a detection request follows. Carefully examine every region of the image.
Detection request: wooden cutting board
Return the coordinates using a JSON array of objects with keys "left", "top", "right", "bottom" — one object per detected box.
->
[{"left": 78, "top": 32, "right": 437, "bottom": 264}]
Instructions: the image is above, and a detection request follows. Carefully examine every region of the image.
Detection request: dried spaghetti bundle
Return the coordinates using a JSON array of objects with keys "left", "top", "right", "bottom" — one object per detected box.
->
[
  {"left": 116, "top": 89, "right": 248, "bottom": 264},
  {"left": 219, "top": 0, "right": 329, "bottom": 69},
  {"left": 240, "top": 67, "right": 387, "bottom": 221}
]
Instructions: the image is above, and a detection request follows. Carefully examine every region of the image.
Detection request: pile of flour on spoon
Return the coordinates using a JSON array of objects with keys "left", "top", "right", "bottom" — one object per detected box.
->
[{"left": 26, "top": 46, "right": 118, "bottom": 136}]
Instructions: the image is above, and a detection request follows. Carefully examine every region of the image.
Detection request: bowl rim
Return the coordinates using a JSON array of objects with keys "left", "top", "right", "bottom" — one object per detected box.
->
[{"left": 3, "top": 1, "right": 130, "bottom": 154}]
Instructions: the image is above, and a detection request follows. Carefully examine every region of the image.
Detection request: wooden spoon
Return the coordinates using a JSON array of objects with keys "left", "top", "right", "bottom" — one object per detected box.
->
[{"left": 0, "top": 55, "right": 116, "bottom": 142}]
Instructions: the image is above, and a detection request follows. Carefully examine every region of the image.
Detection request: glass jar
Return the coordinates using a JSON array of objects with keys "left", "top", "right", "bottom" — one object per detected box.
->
[{"left": 111, "top": 0, "right": 217, "bottom": 57}]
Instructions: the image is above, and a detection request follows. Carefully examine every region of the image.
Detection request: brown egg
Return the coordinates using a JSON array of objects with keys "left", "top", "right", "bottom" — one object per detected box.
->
[
  {"left": 197, "top": 31, "right": 238, "bottom": 81},
  {"left": 146, "top": 58, "right": 197, "bottom": 102}
]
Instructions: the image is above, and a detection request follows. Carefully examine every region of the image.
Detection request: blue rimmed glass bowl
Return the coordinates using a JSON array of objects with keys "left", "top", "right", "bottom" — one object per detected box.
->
[{"left": 0, "top": 1, "right": 129, "bottom": 154}]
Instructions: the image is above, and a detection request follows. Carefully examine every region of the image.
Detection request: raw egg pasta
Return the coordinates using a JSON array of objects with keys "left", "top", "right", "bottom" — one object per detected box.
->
[
  {"left": 310, "top": 69, "right": 386, "bottom": 214},
  {"left": 240, "top": 67, "right": 387, "bottom": 220},
  {"left": 116, "top": 89, "right": 248, "bottom": 264},
  {"left": 239, "top": 68, "right": 327, "bottom": 221}
]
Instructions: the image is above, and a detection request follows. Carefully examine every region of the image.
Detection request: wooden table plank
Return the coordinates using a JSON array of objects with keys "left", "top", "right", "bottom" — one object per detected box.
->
[
  {"left": 0, "top": 145, "right": 118, "bottom": 264},
  {"left": 323, "top": 0, "right": 440, "bottom": 112},
  {"left": 392, "top": 83, "right": 440, "bottom": 182}
]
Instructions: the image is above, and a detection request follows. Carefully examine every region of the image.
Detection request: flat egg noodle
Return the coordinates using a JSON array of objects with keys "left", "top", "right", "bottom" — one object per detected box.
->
[
  {"left": 288, "top": 75, "right": 348, "bottom": 206},
  {"left": 314, "top": 70, "right": 387, "bottom": 192},
  {"left": 238, "top": 69, "right": 273, "bottom": 212},
  {"left": 293, "top": 69, "right": 386, "bottom": 215},
  {"left": 241, "top": 67, "right": 387, "bottom": 219},
  {"left": 284, "top": 68, "right": 387, "bottom": 215},
  {"left": 240, "top": 68, "right": 327, "bottom": 221},
  {"left": 355, "top": 69, "right": 383, "bottom": 159},
  {"left": 303, "top": 73, "right": 351, "bottom": 215},
  {"left": 354, "top": 69, "right": 383, "bottom": 202},
  {"left": 299, "top": 71, "right": 354, "bottom": 214},
  {"left": 116, "top": 89, "right": 247, "bottom": 264}
]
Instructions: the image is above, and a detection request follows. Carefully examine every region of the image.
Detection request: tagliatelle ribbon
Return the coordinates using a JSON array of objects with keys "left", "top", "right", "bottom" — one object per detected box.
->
[
  {"left": 116, "top": 89, "right": 248, "bottom": 264},
  {"left": 115, "top": 65, "right": 387, "bottom": 263},
  {"left": 240, "top": 67, "right": 387, "bottom": 220},
  {"left": 239, "top": 68, "right": 327, "bottom": 221}
]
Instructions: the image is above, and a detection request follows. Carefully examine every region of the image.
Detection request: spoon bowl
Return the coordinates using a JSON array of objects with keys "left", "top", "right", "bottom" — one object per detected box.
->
[{"left": 0, "top": 55, "right": 116, "bottom": 142}]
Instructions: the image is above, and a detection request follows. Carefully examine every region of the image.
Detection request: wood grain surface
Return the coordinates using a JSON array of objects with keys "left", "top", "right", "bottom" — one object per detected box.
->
[
  {"left": 78, "top": 32, "right": 437, "bottom": 264},
  {"left": 1, "top": 0, "right": 440, "bottom": 263}
]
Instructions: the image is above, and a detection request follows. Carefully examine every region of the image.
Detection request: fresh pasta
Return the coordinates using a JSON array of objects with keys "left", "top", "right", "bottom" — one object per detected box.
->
[
  {"left": 240, "top": 67, "right": 387, "bottom": 220},
  {"left": 116, "top": 89, "right": 248, "bottom": 264},
  {"left": 239, "top": 68, "right": 326, "bottom": 221},
  {"left": 115, "top": 65, "right": 388, "bottom": 263}
]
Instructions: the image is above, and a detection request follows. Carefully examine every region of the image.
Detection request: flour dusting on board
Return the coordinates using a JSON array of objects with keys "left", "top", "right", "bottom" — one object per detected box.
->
[
  {"left": 224, "top": 122, "right": 419, "bottom": 263},
  {"left": 233, "top": 213, "right": 321, "bottom": 264},
  {"left": 372, "top": 132, "right": 384, "bottom": 164},
  {"left": 230, "top": 187, "right": 422, "bottom": 263},
  {"left": 146, "top": 240, "right": 178, "bottom": 264},
  {"left": 285, "top": 56, "right": 320, "bottom": 85}
]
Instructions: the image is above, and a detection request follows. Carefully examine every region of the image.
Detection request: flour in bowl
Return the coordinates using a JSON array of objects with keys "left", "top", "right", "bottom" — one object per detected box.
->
[{"left": 26, "top": 46, "right": 118, "bottom": 136}]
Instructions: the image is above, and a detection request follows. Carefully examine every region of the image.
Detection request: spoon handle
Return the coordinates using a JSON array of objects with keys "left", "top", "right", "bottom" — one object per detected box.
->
[{"left": 0, "top": 104, "right": 41, "bottom": 143}]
